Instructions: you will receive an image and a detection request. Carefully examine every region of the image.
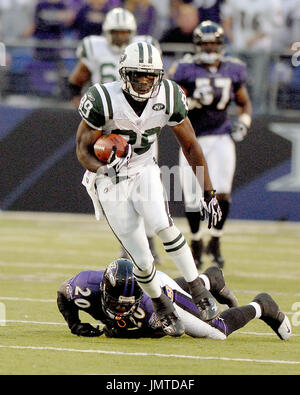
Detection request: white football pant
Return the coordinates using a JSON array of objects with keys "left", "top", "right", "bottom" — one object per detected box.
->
[
  {"left": 179, "top": 134, "right": 236, "bottom": 211},
  {"left": 96, "top": 164, "right": 172, "bottom": 272}
]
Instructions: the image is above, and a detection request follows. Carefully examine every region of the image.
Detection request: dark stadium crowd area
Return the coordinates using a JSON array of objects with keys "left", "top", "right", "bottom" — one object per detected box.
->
[{"left": 0, "top": 0, "right": 300, "bottom": 113}]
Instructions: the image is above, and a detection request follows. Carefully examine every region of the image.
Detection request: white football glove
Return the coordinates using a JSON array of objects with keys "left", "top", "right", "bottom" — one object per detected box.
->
[
  {"left": 200, "top": 190, "right": 222, "bottom": 229},
  {"left": 97, "top": 144, "right": 132, "bottom": 176},
  {"left": 231, "top": 121, "right": 249, "bottom": 142}
]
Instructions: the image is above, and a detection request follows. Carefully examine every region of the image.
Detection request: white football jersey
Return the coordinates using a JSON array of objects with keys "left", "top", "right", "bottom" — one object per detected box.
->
[
  {"left": 272, "top": 0, "right": 300, "bottom": 49},
  {"left": 221, "top": 0, "right": 283, "bottom": 51},
  {"left": 76, "top": 35, "right": 161, "bottom": 85},
  {"left": 78, "top": 79, "right": 188, "bottom": 176}
]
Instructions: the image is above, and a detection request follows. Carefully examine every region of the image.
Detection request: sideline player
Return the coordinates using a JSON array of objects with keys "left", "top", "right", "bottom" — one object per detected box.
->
[
  {"left": 57, "top": 259, "right": 291, "bottom": 341},
  {"left": 75, "top": 41, "right": 222, "bottom": 337},
  {"left": 69, "top": 7, "right": 161, "bottom": 264},
  {"left": 170, "top": 21, "right": 252, "bottom": 269}
]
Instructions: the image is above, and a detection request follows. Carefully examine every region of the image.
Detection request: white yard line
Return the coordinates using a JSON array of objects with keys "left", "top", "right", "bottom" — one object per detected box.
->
[
  {"left": 0, "top": 261, "right": 107, "bottom": 270},
  {"left": 0, "top": 344, "right": 299, "bottom": 365},
  {"left": 0, "top": 245, "right": 114, "bottom": 258},
  {"left": 1, "top": 319, "right": 299, "bottom": 337},
  {"left": 1, "top": 211, "right": 300, "bottom": 232},
  {"left": 0, "top": 297, "right": 56, "bottom": 302}
]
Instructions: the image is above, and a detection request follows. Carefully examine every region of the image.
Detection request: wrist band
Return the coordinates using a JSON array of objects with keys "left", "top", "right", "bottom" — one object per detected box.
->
[{"left": 68, "top": 82, "right": 82, "bottom": 98}]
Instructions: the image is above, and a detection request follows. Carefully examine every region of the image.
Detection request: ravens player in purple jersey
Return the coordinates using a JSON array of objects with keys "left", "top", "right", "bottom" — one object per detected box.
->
[
  {"left": 57, "top": 259, "right": 291, "bottom": 341},
  {"left": 170, "top": 21, "right": 253, "bottom": 269}
]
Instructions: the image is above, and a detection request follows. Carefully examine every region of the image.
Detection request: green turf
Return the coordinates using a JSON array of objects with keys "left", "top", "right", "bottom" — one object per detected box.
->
[{"left": 0, "top": 212, "right": 299, "bottom": 375}]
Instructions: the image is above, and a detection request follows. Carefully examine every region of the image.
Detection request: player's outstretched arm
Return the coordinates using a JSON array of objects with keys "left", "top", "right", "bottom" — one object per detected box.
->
[
  {"left": 57, "top": 283, "right": 103, "bottom": 337},
  {"left": 232, "top": 85, "right": 253, "bottom": 142}
]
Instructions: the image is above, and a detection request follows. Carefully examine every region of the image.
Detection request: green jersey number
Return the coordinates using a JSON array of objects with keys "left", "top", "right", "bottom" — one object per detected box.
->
[{"left": 114, "top": 127, "right": 161, "bottom": 155}]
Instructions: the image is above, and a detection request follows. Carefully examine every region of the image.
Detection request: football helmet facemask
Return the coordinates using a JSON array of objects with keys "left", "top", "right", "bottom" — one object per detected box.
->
[
  {"left": 103, "top": 8, "right": 137, "bottom": 52},
  {"left": 119, "top": 42, "right": 164, "bottom": 101},
  {"left": 100, "top": 259, "right": 143, "bottom": 321},
  {"left": 193, "top": 20, "right": 225, "bottom": 65}
]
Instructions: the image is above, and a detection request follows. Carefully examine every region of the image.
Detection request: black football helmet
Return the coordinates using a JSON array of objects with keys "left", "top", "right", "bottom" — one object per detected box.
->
[
  {"left": 100, "top": 259, "right": 143, "bottom": 320},
  {"left": 193, "top": 20, "right": 225, "bottom": 65}
]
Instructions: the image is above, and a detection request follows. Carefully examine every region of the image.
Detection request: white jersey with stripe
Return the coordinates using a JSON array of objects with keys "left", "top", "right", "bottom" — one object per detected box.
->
[
  {"left": 77, "top": 35, "right": 161, "bottom": 85},
  {"left": 78, "top": 79, "right": 188, "bottom": 177}
]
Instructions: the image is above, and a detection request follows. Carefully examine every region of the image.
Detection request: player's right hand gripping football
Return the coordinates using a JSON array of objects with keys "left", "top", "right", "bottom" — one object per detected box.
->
[
  {"left": 98, "top": 144, "right": 132, "bottom": 176},
  {"left": 200, "top": 190, "right": 222, "bottom": 229}
]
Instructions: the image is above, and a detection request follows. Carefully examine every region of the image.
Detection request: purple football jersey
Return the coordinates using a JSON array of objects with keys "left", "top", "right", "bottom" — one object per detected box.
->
[
  {"left": 172, "top": 56, "right": 247, "bottom": 136},
  {"left": 65, "top": 270, "right": 203, "bottom": 333}
]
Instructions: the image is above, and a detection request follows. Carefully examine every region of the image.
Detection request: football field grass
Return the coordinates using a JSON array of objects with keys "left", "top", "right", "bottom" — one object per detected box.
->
[{"left": 0, "top": 211, "right": 299, "bottom": 375}]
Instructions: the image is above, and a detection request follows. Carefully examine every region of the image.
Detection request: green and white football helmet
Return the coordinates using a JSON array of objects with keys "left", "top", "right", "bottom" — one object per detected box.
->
[
  {"left": 119, "top": 42, "right": 164, "bottom": 102},
  {"left": 103, "top": 8, "right": 137, "bottom": 52}
]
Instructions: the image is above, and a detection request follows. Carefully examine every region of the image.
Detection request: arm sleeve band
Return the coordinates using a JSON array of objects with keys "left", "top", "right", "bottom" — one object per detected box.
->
[{"left": 68, "top": 82, "right": 82, "bottom": 98}]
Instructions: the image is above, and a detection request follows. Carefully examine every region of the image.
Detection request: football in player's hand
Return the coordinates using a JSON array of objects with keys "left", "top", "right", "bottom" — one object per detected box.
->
[{"left": 93, "top": 134, "right": 128, "bottom": 163}]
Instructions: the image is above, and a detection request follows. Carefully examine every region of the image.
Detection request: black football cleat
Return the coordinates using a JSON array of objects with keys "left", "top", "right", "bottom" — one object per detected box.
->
[
  {"left": 152, "top": 293, "right": 184, "bottom": 337},
  {"left": 188, "top": 277, "right": 220, "bottom": 321},
  {"left": 252, "top": 293, "right": 292, "bottom": 340},
  {"left": 203, "top": 266, "right": 238, "bottom": 308},
  {"left": 191, "top": 239, "right": 204, "bottom": 269},
  {"left": 206, "top": 237, "right": 225, "bottom": 268}
]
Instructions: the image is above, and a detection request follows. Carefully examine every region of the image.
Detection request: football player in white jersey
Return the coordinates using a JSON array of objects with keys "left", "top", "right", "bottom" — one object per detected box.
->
[
  {"left": 221, "top": 0, "right": 283, "bottom": 52},
  {"left": 221, "top": 0, "right": 282, "bottom": 110},
  {"left": 69, "top": 7, "right": 162, "bottom": 264},
  {"left": 75, "top": 41, "right": 223, "bottom": 337}
]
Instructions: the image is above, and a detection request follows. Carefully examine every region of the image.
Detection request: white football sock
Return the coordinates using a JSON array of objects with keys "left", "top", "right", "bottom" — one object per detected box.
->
[
  {"left": 249, "top": 302, "right": 262, "bottom": 318},
  {"left": 158, "top": 225, "right": 198, "bottom": 282}
]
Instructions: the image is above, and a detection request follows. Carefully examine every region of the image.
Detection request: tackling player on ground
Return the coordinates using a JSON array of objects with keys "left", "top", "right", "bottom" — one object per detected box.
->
[
  {"left": 57, "top": 259, "right": 291, "bottom": 341},
  {"left": 75, "top": 41, "right": 223, "bottom": 337},
  {"left": 170, "top": 21, "right": 253, "bottom": 269}
]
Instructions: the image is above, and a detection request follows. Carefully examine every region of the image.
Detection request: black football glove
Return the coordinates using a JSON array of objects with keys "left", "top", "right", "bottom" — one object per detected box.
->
[
  {"left": 200, "top": 190, "right": 222, "bottom": 229},
  {"left": 71, "top": 323, "right": 103, "bottom": 337},
  {"left": 231, "top": 121, "right": 249, "bottom": 142},
  {"left": 103, "top": 325, "right": 128, "bottom": 338}
]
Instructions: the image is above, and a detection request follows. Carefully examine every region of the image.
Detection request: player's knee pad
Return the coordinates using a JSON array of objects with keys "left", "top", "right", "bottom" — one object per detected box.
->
[
  {"left": 157, "top": 225, "right": 188, "bottom": 256},
  {"left": 130, "top": 252, "right": 154, "bottom": 273}
]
